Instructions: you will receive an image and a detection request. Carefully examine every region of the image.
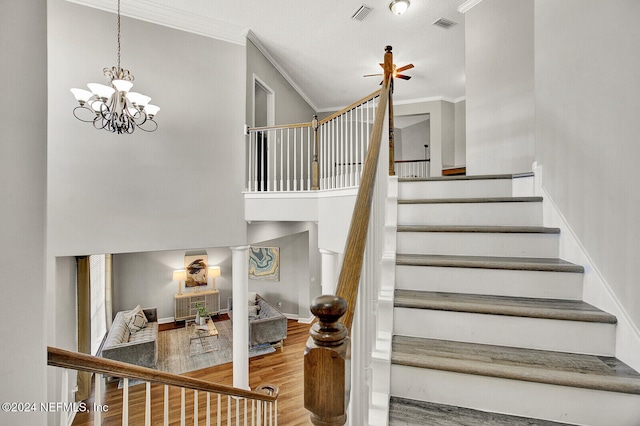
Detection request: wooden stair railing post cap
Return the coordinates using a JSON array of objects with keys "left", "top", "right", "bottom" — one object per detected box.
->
[{"left": 304, "top": 295, "right": 350, "bottom": 426}]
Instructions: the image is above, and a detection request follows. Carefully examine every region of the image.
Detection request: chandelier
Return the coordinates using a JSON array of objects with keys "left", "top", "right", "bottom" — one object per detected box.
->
[{"left": 70, "top": 0, "right": 159, "bottom": 134}]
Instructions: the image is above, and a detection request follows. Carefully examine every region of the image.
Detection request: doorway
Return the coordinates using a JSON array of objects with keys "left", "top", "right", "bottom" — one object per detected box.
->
[{"left": 254, "top": 76, "right": 274, "bottom": 191}]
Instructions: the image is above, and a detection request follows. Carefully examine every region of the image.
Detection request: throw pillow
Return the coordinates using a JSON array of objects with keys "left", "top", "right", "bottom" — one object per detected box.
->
[
  {"left": 248, "top": 305, "right": 260, "bottom": 319},
  {"left": 124, "top": 304, "right": 148, "bottom": 333}
]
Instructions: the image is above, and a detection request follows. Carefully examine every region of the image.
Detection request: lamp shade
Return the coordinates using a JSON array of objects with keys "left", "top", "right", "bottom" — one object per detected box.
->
[
  {"left": 208, "top": 266, "right": 221, "bottom": 279},
  {"left": 172, "top": 269, "right": 187, "bottom": 281}
]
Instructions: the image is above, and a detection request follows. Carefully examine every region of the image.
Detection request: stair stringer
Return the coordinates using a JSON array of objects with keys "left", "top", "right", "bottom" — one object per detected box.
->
[
  {"left": 368, "top": 176, "right": 398, "bottom": 426},
  {"left": 533, "top": 164, "right": 640, "bottom": 373}
]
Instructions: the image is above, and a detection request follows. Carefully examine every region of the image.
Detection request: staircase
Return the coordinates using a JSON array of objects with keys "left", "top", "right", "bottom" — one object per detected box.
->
[{"left": 387, "top": 174, "right": 640, "bottom": 425}]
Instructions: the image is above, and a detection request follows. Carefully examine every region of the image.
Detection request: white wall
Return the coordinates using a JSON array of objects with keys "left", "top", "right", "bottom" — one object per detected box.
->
[
  {"left": 246, "top": 39, "right": 316, "bottom": 126},
  {"left": 248, "top": 221, "right": 321, "bottom": 320},
  {"left": 535, "top": 0, "right": 640, "bottom": 329},
  {"left": 0, "top": 1, "right": 48, "bottom": 424},
  {"left": 465, "top": 0, "right": 535, "bottom": 175},
  {"left": 398, "top": 119, "right": 430, "bottom": 161},
  {"left": 47, "top": 0, "right": 247, "bottom": 257},
  {"left": 395, "top": 100, "right": 444, "bottom": 176},
  {"left": 246, "top": 232, "right": 311, "bottom": 318},
  {"left": 455, "top": 100, "right": 466, "bottom": 166},
  {"left": 112, "top": 248, "right": 233, "bottom": 320}
]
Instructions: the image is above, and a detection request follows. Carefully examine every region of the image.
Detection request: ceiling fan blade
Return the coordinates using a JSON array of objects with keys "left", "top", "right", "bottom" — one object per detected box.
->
[
  {"left": 396, "top": 64, "right": 415, "bottom": 73},
  {"left": 396, "top": 74, "right": 412, "bottom": 80},
  {"left": 364, "top": 73, "right": 383, "bottom": 77}
]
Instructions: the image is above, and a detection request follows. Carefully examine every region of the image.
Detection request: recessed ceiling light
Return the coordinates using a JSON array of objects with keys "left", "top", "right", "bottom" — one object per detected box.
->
[{"left": 389, "top": 0, "right": 410, "bottom": 15}]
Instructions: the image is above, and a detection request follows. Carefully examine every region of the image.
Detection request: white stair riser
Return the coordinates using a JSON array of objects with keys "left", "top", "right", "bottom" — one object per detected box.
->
[
  {"left": 398, "top": 202, "right": 543, "bottom": 227},
  {"left": 399, "top": 179, "right": 513, "bottom": 200},
  {"left": 394, "top": 308, "right": 616, "bottom": 356},
  {"left": 390, "top": 365, "right": 640, "bottom": 426},
  {"left": 397, "top": 231, "right": 559, "bottom": 258},
  {"left": 395, "top": 265, "right": 584, "bottom": 300}
]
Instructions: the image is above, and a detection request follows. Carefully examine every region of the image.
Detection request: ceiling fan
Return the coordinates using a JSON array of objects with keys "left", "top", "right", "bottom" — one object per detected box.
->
[{"left": 364, "top": 62, "right": 415, "bottom": 86}]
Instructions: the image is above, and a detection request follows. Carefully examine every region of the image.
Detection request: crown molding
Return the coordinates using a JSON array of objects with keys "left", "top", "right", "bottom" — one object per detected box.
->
[
  {"left": 66, "top": 0, "right": 247, "bottom": 45},
  {"left": 458, "top": 0, "right": 486, "bottom": 14},
  {"left": 246, "top": 30, "right": 319, "bottom": 112}
]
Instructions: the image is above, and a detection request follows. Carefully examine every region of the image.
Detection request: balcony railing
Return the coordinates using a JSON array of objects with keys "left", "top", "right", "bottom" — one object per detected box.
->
[
  {"left": 48, "top": 346, "right": 278, "bottom": 425},
  {"left": 246, "top": 93, "right": 380, "bottom": 193}
]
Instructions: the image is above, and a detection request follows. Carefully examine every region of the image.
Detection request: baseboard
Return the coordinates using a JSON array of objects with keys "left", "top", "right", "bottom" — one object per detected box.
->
[
  {"left": 534, "top": 165, "right": 640, "bottom": 372},
  {"left": 296, "top": 315, "right": 315, "bottom": 324}
]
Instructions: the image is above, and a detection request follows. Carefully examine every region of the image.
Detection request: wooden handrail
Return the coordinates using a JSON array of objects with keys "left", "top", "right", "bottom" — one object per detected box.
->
[
  {"left": 47, "top": 346, "right": 278, "bottom": 402},
  {"left": 333, "top": 50, "right": 393, "bottom": 332},
  {"left": 246, "top": 89, "right": 380, "bottom": 133},
  {"left": 318, "top": 89, "right": 382, "bottom": 126},
  {"left": 248, "top": 122, "right": 312, "bottom": 132},
  {"left": 304, "top": 46, "right": 394, "bottom": 426}
]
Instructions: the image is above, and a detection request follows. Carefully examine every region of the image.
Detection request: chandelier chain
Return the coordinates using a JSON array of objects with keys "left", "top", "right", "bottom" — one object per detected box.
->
[{"left": 117, "top": 0, "right": 121, "bottom": 71}]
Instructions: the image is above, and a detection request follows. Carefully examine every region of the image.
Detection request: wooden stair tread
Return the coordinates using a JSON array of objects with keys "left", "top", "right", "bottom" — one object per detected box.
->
[
  {"left": 399, "top": 172, "right": 534, "bottom": 183},
  {"left": 389, "top": 397, "right": 571, "bottom": 426},
  {"left": 394, "top": 290, "right": 616, "bottom": 323},
  {"left": 399, "top": 196, "right": 543, "bottom": 204},
  {"left": 396, "top": 253, "right": 584, "bottom": 273},
  {"left": 391, "top": 336, "right": 640, "bottom": 395},
  {"left": 397, "top": 225, "right": 560, "bottom": 234}
]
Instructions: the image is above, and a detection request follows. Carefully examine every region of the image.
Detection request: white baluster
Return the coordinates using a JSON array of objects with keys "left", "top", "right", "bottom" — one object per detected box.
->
[
  {"left": 227, "top": 396, "right": 231, "bottom": 426},
  {"left": 247, "top": 133, "right": 252, "bottom": 192},
  {"left": 286, "top": 129, "right": 290, "bottom": 191},
  {"left": 146, "top": 381, "right": 151, "bottom": 426},
  {"left": 195, "top": 390, "right": 199, "bottom": 426},
  {"left": 244, "top": 399, "right": 248, "bottom": 426},
  {"left": 217, "top": 394, "right": 222, "bottom": 426},
  {"left": 164, "top": 385, "right": 169, "bottom": 426},
  {"left": 350, "top": 109, "right": 354, "bottom": 186},
  {"left": 181, "top": 387, "right": 186, "bottom": 426},
  {"left": 95, "top": 373, "right": 103, "bottom": 425},
  {"left": 279, "top": 129, "right": 283, "bottom": 191},
  {"left": 206, "top": 392, "right": 211, "bottom": 426},
  {"left": 236, "top": 397, "right": 240, "bottom": 426},
  {"left": 252, "top": 399, "right": 256, "bottom": 426},
  {"left": 308, "top": 127, "right": 314, "bottom": 191},
  {"left": 293, "top": 129, "right": 297, "bottom": 191},
  {"left": 300, "top": 127, "right": 304, "bottom": 191},
  {"left": 122, "top": 378, "right": 129, "bottom": 426},
  {"left": 274, "top": 400, "right": 278, "bottom": 426}
]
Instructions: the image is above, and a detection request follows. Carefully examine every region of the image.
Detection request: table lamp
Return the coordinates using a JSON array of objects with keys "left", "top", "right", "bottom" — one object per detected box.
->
[
  {"left": 208, "top": 266, "right": 221, "bottom": 289},
  {"left": 173, "top": 269, "right": 187, "bottom": 295}
]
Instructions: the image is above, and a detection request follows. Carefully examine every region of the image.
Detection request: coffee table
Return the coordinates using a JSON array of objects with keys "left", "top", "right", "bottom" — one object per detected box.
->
[{"left": 187, "top": 319, "right": 219, "bottom": 354}]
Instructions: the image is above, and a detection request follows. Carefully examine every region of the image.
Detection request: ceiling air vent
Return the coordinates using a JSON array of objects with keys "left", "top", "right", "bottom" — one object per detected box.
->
[
  {"left": 352, "top": 5, "right": 373, "bottom": 21},
  {"left": 432, "top": 17, "right": 457, "bottom": 29}
]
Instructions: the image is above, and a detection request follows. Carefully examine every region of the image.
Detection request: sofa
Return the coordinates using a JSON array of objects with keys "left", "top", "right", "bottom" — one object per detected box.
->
[
  {"left": 229, "top": 293, "right": 287, "bottom": 349},
  {"left": 101, "top": 306, "right": 158, "bottom": 368}
]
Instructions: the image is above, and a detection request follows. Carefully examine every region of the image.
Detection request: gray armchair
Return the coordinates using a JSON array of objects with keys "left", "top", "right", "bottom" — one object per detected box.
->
[{"left": 229, "top": 294, "right": 288, "bottom": 349}]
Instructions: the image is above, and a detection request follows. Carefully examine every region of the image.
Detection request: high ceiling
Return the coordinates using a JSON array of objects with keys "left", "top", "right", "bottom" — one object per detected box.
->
[{"left": 70, "top": 0, "right": 468, "bottom": 111}]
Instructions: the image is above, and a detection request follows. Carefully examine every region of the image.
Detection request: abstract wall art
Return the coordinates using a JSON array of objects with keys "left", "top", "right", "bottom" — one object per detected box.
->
[
  {"left": 185, "top": 254, "right": 208, "bottom": 287},
  {"left": 249, "top": 247, "right": 280, "bottom": 281}
]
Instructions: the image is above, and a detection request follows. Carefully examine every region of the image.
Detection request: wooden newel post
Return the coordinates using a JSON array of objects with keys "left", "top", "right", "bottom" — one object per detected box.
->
[
  {"left": 312, "top": 114, "right": 320, "bottom": 190},
  {"left": 304, "top": 295, "right": 350, "bottom": 426}
]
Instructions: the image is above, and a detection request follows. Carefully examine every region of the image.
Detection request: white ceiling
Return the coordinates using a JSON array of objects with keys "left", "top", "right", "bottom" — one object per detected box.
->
[{"left": 69, "top": 0, "right": 468, "bottom": 111}]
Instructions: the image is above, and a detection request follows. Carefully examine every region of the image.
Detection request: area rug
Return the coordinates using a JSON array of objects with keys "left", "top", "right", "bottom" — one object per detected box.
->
[
  {"left": 119, "top": 320, "right": 275, "bottom": 388},
  {"left": 160, "top": 320, "right": 276, "bottom": 373}
]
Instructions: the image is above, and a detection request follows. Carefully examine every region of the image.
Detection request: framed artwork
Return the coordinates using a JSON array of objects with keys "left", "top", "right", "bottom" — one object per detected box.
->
[
  {"left": 249, "top": 247, "right": 280, "bottom": 281},
  {"left": 185, "top": 255, "right": 208, "bottom": 287}
]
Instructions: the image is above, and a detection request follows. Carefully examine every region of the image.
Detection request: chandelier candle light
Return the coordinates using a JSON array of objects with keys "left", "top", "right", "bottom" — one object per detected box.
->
[{"left": 70, "top": 0, "right": 159, "bottom": 134}]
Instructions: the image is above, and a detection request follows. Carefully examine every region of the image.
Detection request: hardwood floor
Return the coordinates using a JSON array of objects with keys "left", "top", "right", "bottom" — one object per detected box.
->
[{"left": 72, "top": 319, "right": 313, "bottom": 425}]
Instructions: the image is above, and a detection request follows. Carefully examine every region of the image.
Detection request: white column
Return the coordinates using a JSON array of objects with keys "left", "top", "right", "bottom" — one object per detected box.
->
[
  {"left": 231, "top": 245, "right": 250, "bottom": 390},
  {"left": 319, "top": 249, "right": 339, "bottom": 295}
]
